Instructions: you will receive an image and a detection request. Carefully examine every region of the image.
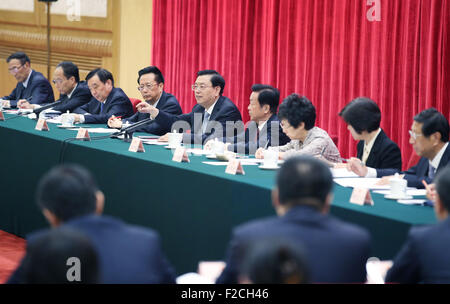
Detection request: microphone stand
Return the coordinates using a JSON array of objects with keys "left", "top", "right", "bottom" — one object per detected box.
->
[{"left": 110, "top": 117, "right": 155, "bottom": 142}]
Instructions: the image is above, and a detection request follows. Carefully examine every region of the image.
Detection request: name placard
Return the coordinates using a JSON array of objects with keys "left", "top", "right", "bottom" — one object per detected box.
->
[
  {"left": 350, "top": 188, "right": 374, "bottom": 206},
  {"left": 76, "top": 128, "right": 91, "bottom": 141},
  {"left": 128, "top": 138, "right": 145, "bottom": 153},
  {"left": 225, "top": 159, "right": 245, "bottom": 175},
  {"left": 172, "top": 147, "right": 190, "bottom": 163},
  {"left": 35, "top": 118, "right": 49, "bottom": 131}
]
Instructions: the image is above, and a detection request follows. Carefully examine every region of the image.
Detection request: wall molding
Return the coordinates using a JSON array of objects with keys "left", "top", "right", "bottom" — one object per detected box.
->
[
  {"left": 0, "top": 29, "right": 112, "bottom": 57},
  {"left": 0, "top": 45, "right": 103, "bottom": 72}
]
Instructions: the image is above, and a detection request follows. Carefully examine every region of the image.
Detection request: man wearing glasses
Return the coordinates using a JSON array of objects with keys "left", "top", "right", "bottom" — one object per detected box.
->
[
  {"left": 107, "top": 66, "right": 182, "bottom": 135},
  {"left": 137, "top": 70, "right": 242, "bottom": 145},
  {"left": 67, "top": 68, "right": 133, "bottom": 124},
  {"left": 17, "top": 61, "right": 91, "bottom": 113},
  {"left": 349, "top": 108, "right": 450, "bottom": 188},
  {"left": 1, "top": 52, "right": 54, "bottom": 108}
]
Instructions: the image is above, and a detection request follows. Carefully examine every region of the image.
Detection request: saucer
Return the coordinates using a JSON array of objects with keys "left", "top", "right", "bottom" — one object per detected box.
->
[
  {"left": 165, "top": 145, "right": 180, "bottom": 149},
  {"left": 384, "top": 194, "right": 413, "bottom": 200},
  {"left": 57, "top": 124, "right": 76, "bottom": 129},
  {"left": 259, "top": 165, "right": 280, "bottom": 170}
]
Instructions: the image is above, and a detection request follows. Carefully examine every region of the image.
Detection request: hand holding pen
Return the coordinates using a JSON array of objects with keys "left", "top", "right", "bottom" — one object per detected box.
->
[{"left": 422, "top": 180, "right": 436, "bottom": 202}]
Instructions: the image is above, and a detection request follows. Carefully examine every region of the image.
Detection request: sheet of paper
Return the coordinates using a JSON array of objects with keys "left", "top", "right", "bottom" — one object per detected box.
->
[
  {"left": 373, "top": 189, "right": 427, "bottom": 196},
  {"left": 186, "top": 149, "right": 213, "bottom": 156},
  {"left": 333, "top": 178, "right": 391, "bottom": 190},
  {"left": 331, "top": 168, "right": 360, "bottom": 178},
  {"left": 3, "top": 110, "right": 19, "bottom": 114},
  {"left": 78, "top": 128, "right": 117, "bottom": 134},
  {"left": 397, "top": 199, "right": 426, "bottom": 205},
  {"left": 141, "top": 139, "right": 168, "bottom": 145},
  {"left": 202, "top": 161, "right": 258, "bottom": 166},
  {"left": 46, "top": 117, "right": 62, "bottom": 124}
]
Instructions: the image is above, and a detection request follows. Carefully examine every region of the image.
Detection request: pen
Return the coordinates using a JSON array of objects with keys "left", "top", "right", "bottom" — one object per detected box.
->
[
  {"left": 340, "top": 157, "right": 364, "bottom": 166},
  {"left": 422, "top": 180, "right": 430, "bottom": 191}
]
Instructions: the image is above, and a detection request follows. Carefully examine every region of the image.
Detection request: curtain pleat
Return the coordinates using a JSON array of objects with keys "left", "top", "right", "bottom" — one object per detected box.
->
[{"left": 152, "top": 0, "right": 449, "bottom": 169}]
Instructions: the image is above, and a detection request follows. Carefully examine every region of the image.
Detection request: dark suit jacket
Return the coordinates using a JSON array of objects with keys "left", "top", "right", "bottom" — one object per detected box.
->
[
  {"left": 8, "top": 215, "right": 176, "bottom": 284},
  {"left": 216, "top": 206, "right": 371, "bottom": 284},
  {"left": 3, "top": 70, "right": 54, "bottom": 107},
  {"left": 155, "top": 95, "right": 242, "bottom": 144},
  {"left": 357, "top": 129, "right": 402, "bottom": 170},
  {"left": 226, "top": 114, "right": 290, "bottom": 154},
  {"left": 52, "top": 81, "right": 92, "bottom": 113},
  {"left": 376, "top": 143, "right": 450, "bottom": 188},
  {"left": 122, "top": 92, "right": 182, "bottom": 135},
  {"left": 73, "top": 87, "right": 133, "bottom": 124},
  {"left": 385, "top": 218, "right": 450, "bottom": 284}
]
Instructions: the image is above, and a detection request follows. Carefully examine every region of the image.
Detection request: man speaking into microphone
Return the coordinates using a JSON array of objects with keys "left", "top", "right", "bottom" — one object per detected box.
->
[
  {"left": 107, "top": 66, "right": 182, "bottom": 135},
  {"left": 18, "top": 61, "right": 92, "bottom": 113}
]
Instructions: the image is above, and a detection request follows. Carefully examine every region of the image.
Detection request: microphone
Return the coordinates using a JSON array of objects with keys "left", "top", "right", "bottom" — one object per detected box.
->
[
  {"left": 33, "top": 100, "right": 62, "bottom": 115},
  {"left": 110, "top": 117, "right": 155, "bottom": 142}
]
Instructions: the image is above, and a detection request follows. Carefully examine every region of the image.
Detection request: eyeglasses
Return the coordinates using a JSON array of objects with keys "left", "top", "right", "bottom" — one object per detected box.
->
[
  {"left": 191, "top": 84, "right": 211, "bottom": 91},
  {"left": 52, "top": 78, "right": 64, "bottom": 84},
  {"left": 280, "top": 121, "right": 292, "bottom": 129},
  {"left": 8, "top": 64, "right": 24, "bottom": 74},
  {"left": 138, "top": 83, "right": 158, "bottom": 91},
  {"left": 409, "top": 130, "right": 423, "bottom": 140}
]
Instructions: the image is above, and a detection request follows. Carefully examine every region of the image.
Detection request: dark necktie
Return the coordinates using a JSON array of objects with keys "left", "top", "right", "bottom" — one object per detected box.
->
[
  {"left": 428, "top": 163, "right": 436, "bottom": 179},
  {"left": 201, "top": 112, "right": 210, "bottom": 134},
  {"left": 100, "top": 102, "right": 104, "bottom": 113}
]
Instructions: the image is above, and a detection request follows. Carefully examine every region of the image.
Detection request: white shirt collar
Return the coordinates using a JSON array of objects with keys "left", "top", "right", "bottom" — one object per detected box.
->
[
  {"left": 22, "top": 69, "right": 33, "bottom": 88},
  {"left": 430, "top": 142, "right": 449, "bottom": 169},
  {"left": 258, "top": 120, "right": 268, "bottom": 132},
  {"left": 150, "top": 93, "right": 162, "bottom": 109},
  {"left": 364, "top": 128, "right": 381, "bottom": 148},
  {"left": 67, "top": 83, "right": 78, "bottom": 99},
  {"left": 205, "top": 97, "right": 219, "bottom": 116}
]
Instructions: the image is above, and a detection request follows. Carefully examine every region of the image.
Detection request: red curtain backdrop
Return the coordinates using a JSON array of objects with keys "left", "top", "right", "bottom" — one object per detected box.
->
[{"left": 152, "top": 0, "right": 449, "bottom": 169}]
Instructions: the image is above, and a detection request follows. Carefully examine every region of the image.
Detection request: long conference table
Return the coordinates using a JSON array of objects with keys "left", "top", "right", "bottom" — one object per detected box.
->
[{"left": 0, "top": 113, "right": 437, "bottom": 275}]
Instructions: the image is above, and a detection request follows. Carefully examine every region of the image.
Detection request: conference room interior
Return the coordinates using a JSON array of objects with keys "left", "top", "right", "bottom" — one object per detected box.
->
[{"left": 0, "top": 0, "right": 449, "bottom": 285}]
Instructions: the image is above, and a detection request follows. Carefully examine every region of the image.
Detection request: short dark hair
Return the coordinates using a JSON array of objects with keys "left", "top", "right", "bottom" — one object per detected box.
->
[
  {"left": 56, "top": 61, "right": 80, "bottom": 83},
  {"left": 36, "top": 164, "right": 99, "bottom": 222},
  {"left": 86, "top": 68, "right": 114, "bottom": 86},
  {"left": 277, "top": 155, "right": 333, "bottom": 207},
  {"left": 197, "top": 70, "right": 225, "bottom": 95},
  {"left": 435, "top": 166, "right": 450, "bottom": 211},
  {"left": 339, "top": 97, "right": 381, "bottom": 134},
  {"left": 240, "top": 239, "right": 310, "bottom": 284},
  {"left": 414, "top": 108, "right": 449, "bottom": 142},
  {"left": 137, "top": 66, "right": 164, "bottom": 84},
  {"left": 251, "top": 84, "right": 280, "bottom": 114},
  {"left": 278, "top": 94, "right": 316, "bottom": 130},
  {"left": 6, "top": 52, "right": 30, "bottom": 65},
  {"left": 21, "top": 228, "right": 99, "bottom": 284}
]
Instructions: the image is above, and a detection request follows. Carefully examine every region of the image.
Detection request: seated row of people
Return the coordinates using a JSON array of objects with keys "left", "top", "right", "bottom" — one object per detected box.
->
[
  {"left": 2, "top": 52, "right": 449, "bottom": 189},
  {"left": 12, "top": 157, "right": 450, "bottom": 283}
]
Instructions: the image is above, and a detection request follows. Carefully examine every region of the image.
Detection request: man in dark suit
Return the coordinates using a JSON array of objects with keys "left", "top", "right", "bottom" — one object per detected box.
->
[
  {"left": 216, "top": 156, "right": 371, "bottom": 284},
  {"left": 339, "top": 97, "right": 402, "bottom": 170},
  {"left": 205, "top": 84, "right": 290, "bottom": 154},
  {"left": 70, "top": 68, "right": 133, "bottom": 124},
  {"left": 385, "top": 165, "right": 450, "bottom": 283},
  {"left": 348, "top": 108, "right": 449, "bottom": 189},
  {"left": 1, "top": 52, "right": 54, "bottom": 108},
  {"left": 19, "top": 228, "right": 99, "bottom": 284},
  {"left": 17, "top": 61, "right": 91, "bottom": 113},
  {"left": 8, "top": 164, "right": 176, "bottom": 284},
  {"left": 107, "top": 66, "right": 182, "bottom": 135},
  {"left": 137, "top": 70, "right": 242, "bottom": 145}
]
